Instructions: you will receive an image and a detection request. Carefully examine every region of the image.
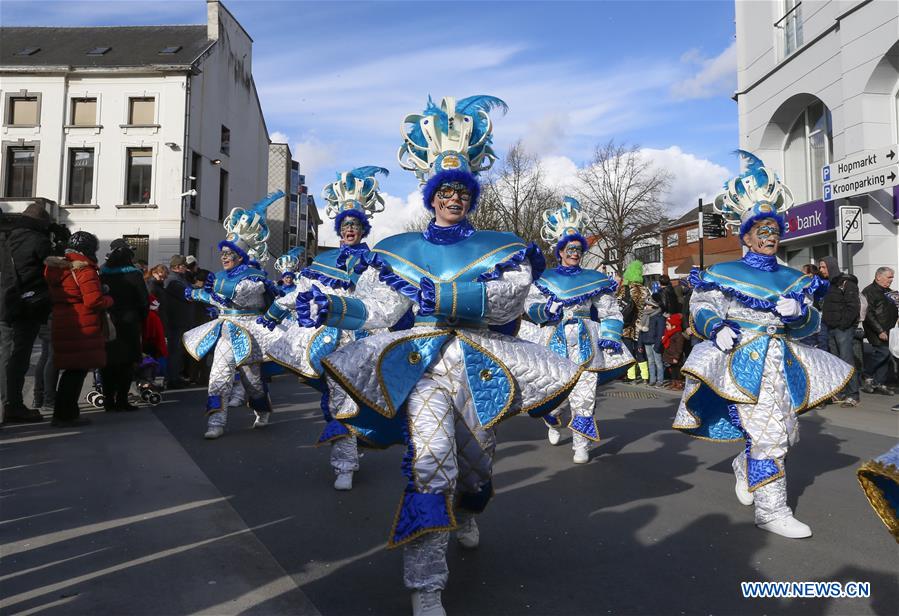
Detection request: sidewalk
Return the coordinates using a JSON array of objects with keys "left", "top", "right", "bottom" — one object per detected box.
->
[{"left": 0, "top": 403, "right": 320, "bottom": 615}]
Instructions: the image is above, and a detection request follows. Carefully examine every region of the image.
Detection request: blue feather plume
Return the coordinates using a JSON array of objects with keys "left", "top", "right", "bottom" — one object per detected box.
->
[
  {"left": 287, "top": 246, "right": 304, "bottom": 259},
  {"left": 248, "top": 190, "right": 285, "bottom": 216},
  {"left": 349, "top": 166, "right": 389, "bottom": 180}
]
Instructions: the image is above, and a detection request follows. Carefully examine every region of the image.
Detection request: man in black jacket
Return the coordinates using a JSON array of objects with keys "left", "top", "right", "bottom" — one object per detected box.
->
[
  {"left": 861, "top": 267, "right": 897, "bottom": 395},
  {"left": 657, "top": 274, "right": 682, "bottom": 316},
  {"left": 818, "top": 256, "right": 861, "bottom": 407},
  {"left": 0, "top": 203, "right": 53, "bottom": 422},
  {"left": 163, "top": 255, "right": 192, "bottom": 389}
]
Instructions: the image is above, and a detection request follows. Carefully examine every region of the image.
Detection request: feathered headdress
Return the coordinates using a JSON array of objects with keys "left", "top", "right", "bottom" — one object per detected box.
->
[
  {"left": 322, "top": 166, "right": 389, "bottom": 237},
  {"left": 274, "top": 246, "right": 304, "bottom": 275},
  {"left": 714, "top": 150, "right": 794, "bottom": 239},
  {"left": 220, "top": 190, "right": 284, "bottom": 265},
  {"left": 542, "top": 196, "right": 590, "bottom": 259},
  {"left": 398, "top": 95, "right": 507, "bottom": 211}
]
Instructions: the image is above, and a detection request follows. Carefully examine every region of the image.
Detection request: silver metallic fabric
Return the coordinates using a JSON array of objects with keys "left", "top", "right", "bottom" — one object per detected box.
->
[
  {"left": 403, "top": 531, "right": 450, "bottom": 592},
  {"left": 330, "top": 434, "right": 359, "bottom": 474}
]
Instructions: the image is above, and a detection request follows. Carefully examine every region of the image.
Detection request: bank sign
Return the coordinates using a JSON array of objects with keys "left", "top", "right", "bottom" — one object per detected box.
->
[{"left": 782, "top": 199, "right": 836, "bottom": 241}]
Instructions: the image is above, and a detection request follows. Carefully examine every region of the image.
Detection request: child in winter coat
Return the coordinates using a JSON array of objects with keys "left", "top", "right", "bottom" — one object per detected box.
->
[
  {"left": 662, "top": 313, "right": 686, "bottom": 389},
  {"left": 637, "top": 297, "right": 667, "bottom": 386}
]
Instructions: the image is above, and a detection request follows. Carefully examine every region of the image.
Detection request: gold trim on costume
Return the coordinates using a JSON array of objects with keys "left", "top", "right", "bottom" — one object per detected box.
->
[
  {"left": 857, "top": 459, "right": 899, "bottom": 541},
  {"left": 454, "top": 332, "right": 517, "bottom": 429}
]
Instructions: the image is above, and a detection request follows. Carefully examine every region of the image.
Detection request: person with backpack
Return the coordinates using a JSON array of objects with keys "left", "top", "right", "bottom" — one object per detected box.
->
[
  {"left": 819, "top": 256, "right": 862, "bottom": 407},
  {"left": 0, "top": 202, "right": 53, "bottom": 423}
]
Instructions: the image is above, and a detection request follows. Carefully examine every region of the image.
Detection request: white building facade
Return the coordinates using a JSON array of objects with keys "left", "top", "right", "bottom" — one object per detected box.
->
[
  {"left": 734, "top": 0, "right": 899, "bottom": 284},
  {"left": 0, "top": 0, "right": 269, "bottom": 268}
]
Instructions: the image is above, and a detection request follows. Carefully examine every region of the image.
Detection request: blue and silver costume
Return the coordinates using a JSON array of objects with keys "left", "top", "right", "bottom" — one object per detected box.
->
[
  {"left": 265, "top": 167, "right": 390, "bottom": 477},
  {"left": 672, "top": 154, "right": 853, "bottom": 527},
  {"left": 519, "top": 197, "right": 634, "bottom": 456},
  {"left": 298, "top": 96, "right": 582, "bottom": 599},
  {"left": 183, "top": 192, "right": 285, "bottom": 437},
  {"left": 857, "top": 444, "right": 899, "bottom": 542}
]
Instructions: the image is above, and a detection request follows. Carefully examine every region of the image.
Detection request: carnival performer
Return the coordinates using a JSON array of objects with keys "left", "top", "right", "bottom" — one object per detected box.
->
[
  {"left": 183, "top": 191, "right": 285, "bottom": 440},
  {"left": 672, "top": 152, "right": 853, "bottom": 538},
  {"left": 275, "top": 247, "right": 304, "bottom": 295},
  {"left": 263, "top": 167, "right": 390, "bottom": 491},
  {"left": 857, "top": 444, "right": 899, "bottom": 542},
  {"left": 295, "top": 95, "right": 582, "bottom": 616},
  {"left": 518, "top": 197, "right": 634, "bottom": 463}
]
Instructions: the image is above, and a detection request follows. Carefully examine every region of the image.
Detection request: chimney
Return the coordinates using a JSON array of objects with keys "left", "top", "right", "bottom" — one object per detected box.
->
[{"left": 207, "top": 0, "right": 221, "bottom": 40}]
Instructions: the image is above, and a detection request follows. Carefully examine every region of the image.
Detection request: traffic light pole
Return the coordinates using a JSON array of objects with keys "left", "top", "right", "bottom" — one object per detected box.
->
[{"left": 698, "top": 198, "right": 704, "bottom": 270}]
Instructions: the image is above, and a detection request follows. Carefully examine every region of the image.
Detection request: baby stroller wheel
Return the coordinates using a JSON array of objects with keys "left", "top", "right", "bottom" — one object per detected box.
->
[
  {"left": 148, "top": 392, "right": 161, "bottom": 406},
  {"left": 140, "top": 389, "right": 151, "bottom": 402}
]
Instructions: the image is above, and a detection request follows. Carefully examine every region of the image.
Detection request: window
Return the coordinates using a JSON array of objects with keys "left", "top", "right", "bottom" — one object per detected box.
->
[
  {"left": 126, "top": 148, "right": 153, "bottom": 204},
  {"left": 780, "top": 0, "right": 803, "bottom": 58},
  {"left": 71, "top": 98, "right": 97, "bottom": 126},
  {"left": 666, "top": 232, "right": 680, "bottom": 247},
  {"left": 8, "top": 97, "right": 39, "bottom": 126},
  {"left": 190, "top": 152, "right": 201, "bottom": 211},
  {"left": 218, "top": 168, "right": 229, "bottom": 220},
  {"left": 784, "top": 100, "right": 833, "bottom": 203},
  {"left": 123, "top": 235, "right": 149, "bottom": 263},
  {"left": 128, "top": 97, "right": 155, "bottom": 125},
  {"left": 188, "top": 237, "right": 199, "bottom": 259},
  {"left": 4, "top": 147, "right": 35, "bottom": 198},
  {"left": 686, "top": 227, "right": 700, "bottom": 243},
  {"left": 220, "top": 125, "right": 230, "bottom": 155},
  {"left": 634, "top": 244, "right": 661, "bottom": 264},
  {"left": 67, "top": 149, "right": 94, "bottom": 204}
]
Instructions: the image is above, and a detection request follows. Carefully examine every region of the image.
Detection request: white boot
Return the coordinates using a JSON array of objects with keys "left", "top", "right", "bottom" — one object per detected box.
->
[
  {"left": 547, "top": 426, "right": 561, "bottom": 445},
  {"left": 411, "top": 591, "right": 445, "bottom": 616},
  {"left": 732, "top": 455, "right": 754, "bottom": 506},
  {"left": 758, "top": 515, "right": 812, "bottom": 539},
  {"left": 253, "top": 411, "right": 271, "bottom": 428},
  {"left": 573, "top": 447, "right": 589, "bottom": 464},
  {"left": 204, "top": 410, "right": 226, "bottom": 440},
  {"left": 456, "top": 515, "right": 479, "bottom": 549},
  {"left": 334, "top": 472, "right": 353, "bottom": 491}
]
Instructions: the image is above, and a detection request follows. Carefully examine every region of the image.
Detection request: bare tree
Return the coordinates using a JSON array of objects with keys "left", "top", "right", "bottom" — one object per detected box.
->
[{"left": 575, "top": 141, "right": 670, "bottom": 275}]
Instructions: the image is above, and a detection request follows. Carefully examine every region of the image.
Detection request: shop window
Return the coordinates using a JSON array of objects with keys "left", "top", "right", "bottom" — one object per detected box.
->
[
  {"left": 71, "top": 98, "right": 97, "bottom": 126},
  {"left": 784, "top": 100, "right": 833, "bottom": 203},
  {"left": 128, "top": 97, "right": 155, "bottom": 125},
  {"left": 4, "top": 146, "right": 36, "bottom": 197},
  {"left": 67, "top": 148, "right": 94, "bottom": 204},
  {"left": 8, "top": 96, "right": 39, "bottom": 126},
  {"left": 126, "top": 148, "right": 153, "bottom": 204}
]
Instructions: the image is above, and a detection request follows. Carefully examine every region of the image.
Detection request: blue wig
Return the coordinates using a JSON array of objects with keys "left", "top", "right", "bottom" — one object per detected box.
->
[
  {"left": 554, "top": 232, "right": 589, "bottom": 260},
  {"left": 334, "top": 208, "right": 371, "bottom": 238},
  {"left": 422, "top": 169, "right": 481, "bottom": 212}
]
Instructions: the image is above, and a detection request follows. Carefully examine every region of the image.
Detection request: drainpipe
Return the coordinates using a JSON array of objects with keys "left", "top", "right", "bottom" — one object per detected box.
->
[
  {"left": 178, "top": 71, "right": 192, "bottom": 256},
  {"left": 56, "top": 73, "right": 69, "bottom": 220}
]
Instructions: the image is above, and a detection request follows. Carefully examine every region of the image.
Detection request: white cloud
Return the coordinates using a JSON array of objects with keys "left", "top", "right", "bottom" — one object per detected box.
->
[
  {"left": 269, "top": 130, "right": 290, "bottom": 144},
  {"left": 638, "top": 146, "right": 732, "bottom": 216},
  {"left": 670, "top": 41, "right": 737, "bottom": 101},
  {"left": 291, "top": 135, "right": 338, "bottom": 180},
  {"left": 540, "top": 155, "right": 580, "bottom": 194}
]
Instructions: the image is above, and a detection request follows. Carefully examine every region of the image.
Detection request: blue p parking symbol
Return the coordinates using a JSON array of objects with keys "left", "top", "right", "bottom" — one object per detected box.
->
[
  {"left": 824, "top": 184, "right": 832, "bottom": 201},
  {"left": 823, "top": 166, "right": 830, "bottom": 182}
]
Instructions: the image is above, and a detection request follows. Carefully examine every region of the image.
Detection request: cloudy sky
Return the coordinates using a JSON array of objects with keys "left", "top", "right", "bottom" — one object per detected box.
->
[{"left": 3, "top": 0, "right": 740, "bottom": 245}]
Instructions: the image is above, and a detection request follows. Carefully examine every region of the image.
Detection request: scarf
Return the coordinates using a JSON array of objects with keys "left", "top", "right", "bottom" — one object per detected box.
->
[{"left": 662, "top": 313, "right": 683, "bottom": 349}]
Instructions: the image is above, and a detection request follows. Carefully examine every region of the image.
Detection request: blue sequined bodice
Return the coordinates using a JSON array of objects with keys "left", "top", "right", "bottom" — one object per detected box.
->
[
  {"left": 302, "top": 248, "right": 364, "bottom": 288},
  {"left": 372, "top": 230, "right": 528, "bottom": 287},
  {"left": 211, "top": 267, "right": 267, "bottom": 300},
  {"left": 699, "top": 261, "right": 813, "bottom": 303},
  {"left": 536, "top": 268, "right": 615, "bottom": 302}
]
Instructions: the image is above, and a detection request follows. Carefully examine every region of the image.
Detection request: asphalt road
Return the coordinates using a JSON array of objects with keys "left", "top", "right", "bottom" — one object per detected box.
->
[
  {"left": 153, "top": 378, "right": 898, "bottom": 615},
  {"left": 2, "top": 376, "right": 897, "bottom": 615}
]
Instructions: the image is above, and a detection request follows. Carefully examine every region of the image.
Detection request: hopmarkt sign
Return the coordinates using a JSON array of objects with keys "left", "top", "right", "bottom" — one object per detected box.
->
[
  {"left": 823, "top": 146, "right": 897, "bottom": 183},
  {"left": 837, "top": 205, "right": 863, "bottom": 243},
  {"left": 823, "top": 164, "right": 899, "bottom": 201}
]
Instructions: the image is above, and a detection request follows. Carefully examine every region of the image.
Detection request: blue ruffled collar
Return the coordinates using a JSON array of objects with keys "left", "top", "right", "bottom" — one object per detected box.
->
[
  {"left": 225, "top": 263, "right": 249, "bottom": 278},
  {"left": 423, "top": 219, "right": 476, "bottom": 245},
  {"left": 554, "top": 265, "right": 582, "bottom": 276},
  {"left": 336, "top": 242, "right": 370, "bottom": 271},
  {"left": 741, "top": 251, "right": 779, "bottom": 272}
]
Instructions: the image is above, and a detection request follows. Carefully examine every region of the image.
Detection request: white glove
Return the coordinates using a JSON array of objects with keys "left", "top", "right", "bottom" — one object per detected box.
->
[
  {"left": 715, "top": 326, "right": 738, "bottom": 352},
  {"left": 547, "top": 300, "right": 565, "bottom": 319},
  {"left": 776, "top": 296, "right": 803, "bottom": 318}
]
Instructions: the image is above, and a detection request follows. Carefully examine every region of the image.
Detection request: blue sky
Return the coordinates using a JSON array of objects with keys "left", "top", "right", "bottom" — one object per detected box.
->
[{"left": 2, "top": 0, "right": 740, "bottom": 243}]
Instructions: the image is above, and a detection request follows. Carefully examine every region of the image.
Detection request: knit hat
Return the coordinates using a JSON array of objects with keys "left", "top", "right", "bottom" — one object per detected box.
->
[
  {"left": 22, "top": 202, "right": 50, "bottom": 222},
  {"left": 170, "top": 254, "right": 187, "bottom": 269}
]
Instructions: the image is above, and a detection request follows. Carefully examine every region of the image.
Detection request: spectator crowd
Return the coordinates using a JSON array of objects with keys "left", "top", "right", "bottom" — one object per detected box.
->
[{"left": 1, "top": 201, "right": 216, "bottom": 427}]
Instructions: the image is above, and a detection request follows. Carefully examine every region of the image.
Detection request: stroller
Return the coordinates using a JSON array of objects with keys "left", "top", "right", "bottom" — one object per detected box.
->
[{"left": 85, "top": 355, "right": 163, "bottom": 408}]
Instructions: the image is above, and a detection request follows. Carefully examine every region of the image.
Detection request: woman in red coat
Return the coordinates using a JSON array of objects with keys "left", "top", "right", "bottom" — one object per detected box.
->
[{"left": 44, "top": 231, "right": 113, "bottom": 427}]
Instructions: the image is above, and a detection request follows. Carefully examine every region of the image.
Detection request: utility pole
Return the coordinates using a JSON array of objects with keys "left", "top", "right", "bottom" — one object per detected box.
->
[{"left": 698, "top": 198, "right": 705, "bottom": 270}]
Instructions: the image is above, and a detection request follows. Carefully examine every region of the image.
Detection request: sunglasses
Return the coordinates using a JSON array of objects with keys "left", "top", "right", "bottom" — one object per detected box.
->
[{"left": 436, "top": 184, "right": 472, "bottom": 202}]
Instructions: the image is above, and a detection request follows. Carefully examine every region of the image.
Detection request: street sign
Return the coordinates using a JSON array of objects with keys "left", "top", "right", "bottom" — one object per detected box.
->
[
  {"left": 701, "top": 212, "right": 726, "bottom": 238},
  {"left": 837, "top": 205, "right": 863, "bottom": 243},
  {"left": 823, "top": 145, "right": 898, "bottom": 183},
  {"left": 823, "top": 164, "right": 899, "bottom": 201}
]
